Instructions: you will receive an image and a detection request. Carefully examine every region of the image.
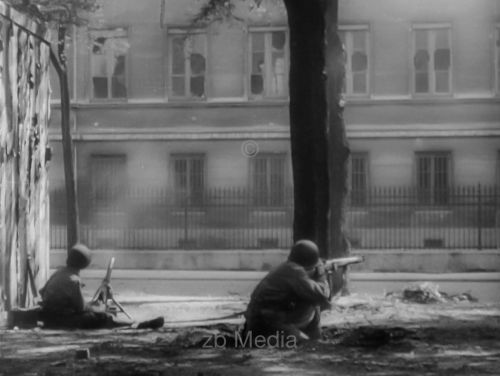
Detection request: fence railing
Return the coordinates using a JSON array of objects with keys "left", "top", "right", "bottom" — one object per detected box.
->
[{"left": 50, "top": 185, "right": 500, "bottom": 250}]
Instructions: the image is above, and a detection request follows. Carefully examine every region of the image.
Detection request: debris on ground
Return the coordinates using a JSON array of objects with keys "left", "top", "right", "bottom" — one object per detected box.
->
[
  {"left": 385, "top": 282, "right": 478, "bottom": 304},
  {"left": 323, "top": 325, "right": 417, "bottom": 348},
  {"left": 1, "top": 294, "right": 499, "bottom": 376}
]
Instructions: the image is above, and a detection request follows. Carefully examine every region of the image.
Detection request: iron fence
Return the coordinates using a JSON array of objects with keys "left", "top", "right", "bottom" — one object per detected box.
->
[{"left": 50, "top": 185, "right": 500, "bottom": 250}]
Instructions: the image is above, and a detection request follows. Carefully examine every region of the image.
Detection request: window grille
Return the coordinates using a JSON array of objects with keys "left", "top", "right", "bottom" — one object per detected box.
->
[
  {"left": 350, "top": 153, "right": 368, "bottom": 205},
  {"left": 250, "top": 154, "right": 286, "bottom": 206},
  {"left": 172, "top": 154, "right": 205, "bottom": 205},
  {"left": 416, "top": 152, "right": 451, "bottom": 205}
]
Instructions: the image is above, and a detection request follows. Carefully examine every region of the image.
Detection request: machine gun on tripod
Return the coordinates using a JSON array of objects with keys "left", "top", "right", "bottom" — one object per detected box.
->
[{"left": 90, "top": 257, "right": 132, "bottom": 320}]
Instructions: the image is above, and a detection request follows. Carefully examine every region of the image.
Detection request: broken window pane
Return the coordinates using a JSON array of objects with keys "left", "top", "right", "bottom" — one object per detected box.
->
[
  {"left": 190, "top": 76, "right": 205, "bottom": 97},
  {"left": 91, "top": 31, "right": 129, "bottom": 99},
  {"left": 169, "top": 33, "right": 205, "bottom": 98},
  {"left": 413, "top": 27, "right": 451, "bottom": 95},
  {"left": 271, "top": 32, "right": 286, "bottom": 96},
  {"left": 190, "top": 52, "right": 205, "bottom": 97},
  {"left": 271, "top": 53, "right": 286, "bottom": 96},
  {"left": 250, "top": 30, "right": 288, "bottom": 98},
  {"left": 112, "top": 55, "right": 127, "bottom": 98},
  {"left": 251, "top": 74, "right": 264, "bottom": 95},
  {"left": 272, "top": 31, "right": 286, "bottom": 50},
  {"left": 190, "top": 52, "right": 205, "bottom": 75},
  {"left": 251, "top": 51, "right": 265, "bottom": 95},
  {"left": 340, "top": 27, "right": 369, "bottom": 96}
]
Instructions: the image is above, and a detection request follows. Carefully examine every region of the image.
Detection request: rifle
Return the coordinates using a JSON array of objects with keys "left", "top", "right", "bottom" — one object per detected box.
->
[
  {"left": 90, "top": 257, "right": 133, "bottom": 320},
  {"left": 323, "top": 255, "right": 364, "bottom": 271},
  {"left": 322, "top": 255, "right": 364, "bottom": 298}
]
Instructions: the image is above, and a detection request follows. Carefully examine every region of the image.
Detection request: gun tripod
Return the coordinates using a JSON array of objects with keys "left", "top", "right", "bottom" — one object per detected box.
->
[{"left": 90, "top": 257, "right": 133, "bottom": 320}]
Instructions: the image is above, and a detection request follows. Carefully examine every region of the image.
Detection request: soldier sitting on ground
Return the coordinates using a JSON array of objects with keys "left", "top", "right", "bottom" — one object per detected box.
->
[
  {"left": 39, "top": 243, "right": 164, "bottom": 330},
  {"left": 243, "top": 239, "right": 330, "bottom": 343}
]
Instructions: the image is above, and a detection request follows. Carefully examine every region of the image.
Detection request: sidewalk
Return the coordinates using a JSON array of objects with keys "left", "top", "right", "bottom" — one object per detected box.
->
[
  {"left": 51, "top": 248, "right": 500, "bottom": 273},
  {"left": 78, "top": 269, "right": 500, "bottom": 303},
  {"left": 81, "top": 269, "right": 500, "bottom": 281}
]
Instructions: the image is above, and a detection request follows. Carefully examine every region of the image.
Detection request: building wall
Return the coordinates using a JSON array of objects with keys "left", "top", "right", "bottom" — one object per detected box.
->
[
  {"left": 49, "top": 0, "right": 500, "bottom": 100},
  {"left": 46, "top": 0, "right": 500, "bottom": 248},
  {"left": 350, "top": 137, "right": 500, "bottom": 187},
  {"left": 340, "top": 0, "right": 498, "bottom": 96}
]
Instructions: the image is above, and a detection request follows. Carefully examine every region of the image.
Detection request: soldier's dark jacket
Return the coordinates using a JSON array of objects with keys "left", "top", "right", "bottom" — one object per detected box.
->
[
  {"left": 39, "top": 267, "right": 86, "bottom": 314},
  {"left": 244, "top": 261, "right": 330, "bottom": 329}
]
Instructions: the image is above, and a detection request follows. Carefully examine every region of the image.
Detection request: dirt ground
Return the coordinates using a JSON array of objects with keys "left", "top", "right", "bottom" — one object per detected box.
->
[{"left": 1, "top": 291, "right": 499, "bottom": 376}]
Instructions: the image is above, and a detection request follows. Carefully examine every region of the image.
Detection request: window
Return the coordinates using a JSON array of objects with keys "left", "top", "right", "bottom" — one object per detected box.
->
[
  {"left": 339, "top": 26, "right": 370, "bottom": 96},
  {"left": 168, "top": 30, "right": 207, "bottom": 99},
  {"left": 250, "top": 154, "right": 286, "bottom": 206},
  {"left": 171, "top": 154, "right": 205, "bottom": 205},
  {"left": 349, "top": 153, "right": 369, "bottom": 205},
  {"left": 90, "top": 29, "right": 129, "bottom": 99},
  {"left": 249, "top": 29, "right": 289, "bottom": 99},
  {"left": 495, "top": 25, "right": 500, "bottom": 94},
  {"left": 416, "top": 152, "right": 451, "bottom": 205},
  {"left": 412, "top": 24, "right": 452, "bottom": 95},
  {"left": 90, "top": 154, "right": 127, "bottom": 207}
]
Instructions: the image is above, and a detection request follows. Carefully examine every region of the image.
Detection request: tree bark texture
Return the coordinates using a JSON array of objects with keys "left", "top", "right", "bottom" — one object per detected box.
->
[
  {"left": 283, "top": 0, "right": 329, "bottom": 256},
  {"left": 324, "top": 0, "right": 351, "bottom": 294},
  {"left": 284, "top": 0, "right": 349, "bottom": 264},
  {"left": 325, "top": 0, "right": 349, "bottom": 256},
  {"left": 0, "top": 2, "right": 51, "bottom": 314}
]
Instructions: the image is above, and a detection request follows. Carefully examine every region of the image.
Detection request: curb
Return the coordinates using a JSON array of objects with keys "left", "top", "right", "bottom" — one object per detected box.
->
[{"left": 79, "top": 269, "right": 500, "bottom": 282}]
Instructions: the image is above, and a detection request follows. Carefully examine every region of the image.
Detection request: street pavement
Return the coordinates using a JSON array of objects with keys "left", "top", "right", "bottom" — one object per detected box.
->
[{"left": 78, "top": 269, "right": 500, "bottom": 304}]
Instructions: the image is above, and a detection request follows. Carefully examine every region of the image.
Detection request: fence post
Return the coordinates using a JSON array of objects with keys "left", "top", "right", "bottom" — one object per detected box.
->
[
  {"left": 477, "top": 183, "right": 482, "bottom": 250},
  {"left": 183, "top": 192, "right": 189, "bottom": 249}
]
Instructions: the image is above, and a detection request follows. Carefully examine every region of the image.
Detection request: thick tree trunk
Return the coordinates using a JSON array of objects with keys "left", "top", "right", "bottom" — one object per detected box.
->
[
  {"left": 325, "top": 0, "right": 351, "bottom": 294},
  {"left": 284, "top": 0, "right": 350, "bottom": 296},
  {"left": 284, "top": 0, "right": 329, "bottom": 257},
  {"left": 325, "top": 0, "right": 349, "bottom": 255}
]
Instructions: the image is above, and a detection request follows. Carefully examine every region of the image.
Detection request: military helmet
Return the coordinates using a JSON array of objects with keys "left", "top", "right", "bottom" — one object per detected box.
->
[
  {"left": 288, "top": 239, "right": 320, "bottom": 268},
  {"left": 66, "top": 243, "right": 92, "bottom": 269}
]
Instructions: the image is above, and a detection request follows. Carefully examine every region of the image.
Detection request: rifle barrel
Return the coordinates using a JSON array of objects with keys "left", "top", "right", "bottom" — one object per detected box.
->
[{"left": 324, "top": 256, "right": 364, "bottom": 268}]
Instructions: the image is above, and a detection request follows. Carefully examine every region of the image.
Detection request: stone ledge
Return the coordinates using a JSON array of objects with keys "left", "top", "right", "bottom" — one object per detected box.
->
[{"left": 50, "top": 249, "right": 500, "bottom": 273}]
